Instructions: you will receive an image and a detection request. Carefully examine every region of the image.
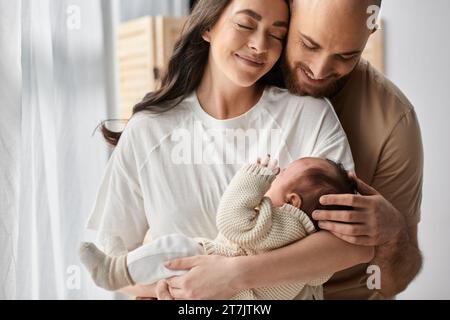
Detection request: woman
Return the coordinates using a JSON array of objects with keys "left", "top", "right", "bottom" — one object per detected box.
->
[{"left": 87, "top": 0, "right": 373, "bottom": 299}]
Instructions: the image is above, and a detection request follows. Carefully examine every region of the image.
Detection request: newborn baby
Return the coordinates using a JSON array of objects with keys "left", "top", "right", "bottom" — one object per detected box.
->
[{"left": 80, "top": 155, "right": 355, "bottom": 300}]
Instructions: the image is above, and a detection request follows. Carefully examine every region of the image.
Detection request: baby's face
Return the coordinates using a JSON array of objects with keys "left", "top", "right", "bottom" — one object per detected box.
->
[{"left": 265, "top": 157, "right": 336, "bottom": 207}]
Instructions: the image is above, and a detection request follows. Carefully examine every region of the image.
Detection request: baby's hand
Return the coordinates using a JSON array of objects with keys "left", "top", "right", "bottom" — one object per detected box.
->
[{"left": 257, "top": 154, "right": 281, "bottom": 175}]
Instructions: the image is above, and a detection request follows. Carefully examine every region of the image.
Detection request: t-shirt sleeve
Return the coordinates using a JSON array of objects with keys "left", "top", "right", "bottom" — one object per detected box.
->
[
  {"left": 86, "top": 124, "right": 149, "bottom": 252},
  {"left": 371, "top": 109, "right": 423, "bottom": 226},
  {"left": 310, "top": 99, "right": 355, "bottom": 172}
]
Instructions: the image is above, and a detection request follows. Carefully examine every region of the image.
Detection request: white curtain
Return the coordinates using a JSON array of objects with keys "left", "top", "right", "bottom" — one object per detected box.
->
[
  {"left": 1, "top": 0, "right": 189, "bottom": 301},
  {"left": 0, "top": 0, "right": 22, "bottom": 301},
  {"left": 1, "top": 0, "right": 119, "bottom": 299}
]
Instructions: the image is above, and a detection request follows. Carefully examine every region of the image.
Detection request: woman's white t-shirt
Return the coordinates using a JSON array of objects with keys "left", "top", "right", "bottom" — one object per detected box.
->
[{"left": 87, "top": 86, "right": 354, "bottom": 251}]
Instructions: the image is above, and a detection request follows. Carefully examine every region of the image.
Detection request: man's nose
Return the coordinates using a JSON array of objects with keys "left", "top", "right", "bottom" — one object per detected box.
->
[{"left": 309, "top": 54, "right": 333, "bottom": 80}]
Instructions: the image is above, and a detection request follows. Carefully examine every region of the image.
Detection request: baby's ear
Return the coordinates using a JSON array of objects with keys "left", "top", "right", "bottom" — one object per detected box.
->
[{"left": 287, "top": 193, "right": 302, "bottom": 209}]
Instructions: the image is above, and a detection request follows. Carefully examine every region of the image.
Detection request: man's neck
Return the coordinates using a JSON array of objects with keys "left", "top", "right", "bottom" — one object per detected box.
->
[{"left": 327, "top": 59, "right": 363, "bottom": 100}]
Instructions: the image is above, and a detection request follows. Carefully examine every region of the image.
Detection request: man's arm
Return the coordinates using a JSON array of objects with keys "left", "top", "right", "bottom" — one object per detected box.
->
[
  {"left": 369, "top": 109, "right": 424, "bottom": 297},
  {"left": 313, "top": 177, "right": 423, "bottom": 298},
  {"left": 313, "top": 108, "right": 424, "bottom": 298},
  {"left": 371, "top": 225, "right": 422, "bottom": 298}
]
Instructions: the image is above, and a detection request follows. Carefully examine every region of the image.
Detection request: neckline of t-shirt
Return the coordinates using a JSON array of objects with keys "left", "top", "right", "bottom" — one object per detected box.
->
[{"left": 188, "top": 87, "right": 271, "bottom": 129}]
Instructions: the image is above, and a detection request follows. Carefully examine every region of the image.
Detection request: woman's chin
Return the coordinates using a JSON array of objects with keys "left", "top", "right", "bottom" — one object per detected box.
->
[{"left": 228, "top": 72, "right": 264, "bottom": 88}]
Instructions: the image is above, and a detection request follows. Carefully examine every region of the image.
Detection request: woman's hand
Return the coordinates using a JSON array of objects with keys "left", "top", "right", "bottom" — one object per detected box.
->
[
  {"left": 154, "top": 279, "right": 175, "bottom": 300},
  {"left": 124, "top": 280, "right": 174, "bottom": 300},
  {"left": 164, "top": 255, "right": 242, "bottom": 300}
]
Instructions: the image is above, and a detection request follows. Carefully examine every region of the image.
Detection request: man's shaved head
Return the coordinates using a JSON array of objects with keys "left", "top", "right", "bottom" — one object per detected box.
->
[
  {"left": 283, "top": 0, "right": 382, "bottom": 98},
  {"left": 291, "top": 0, "right": 382, "bottom": 9}
]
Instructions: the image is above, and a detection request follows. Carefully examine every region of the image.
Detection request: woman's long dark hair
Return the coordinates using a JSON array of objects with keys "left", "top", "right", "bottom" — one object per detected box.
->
[{"left": 102, "top": 0, "right": 288, "bottom": 146}]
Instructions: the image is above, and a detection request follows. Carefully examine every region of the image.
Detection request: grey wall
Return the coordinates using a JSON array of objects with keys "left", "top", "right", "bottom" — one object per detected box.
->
[
  {"left": 380, "top": 0, "right": 450, "bottom": 299},
  {"left": 119, "top": 0, "right": 188, "bottom": 22}
]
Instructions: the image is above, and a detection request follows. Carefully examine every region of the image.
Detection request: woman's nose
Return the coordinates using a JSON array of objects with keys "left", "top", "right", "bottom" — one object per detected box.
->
[{"left": 248, "top": 31, "right": 268, "bottom": 54}]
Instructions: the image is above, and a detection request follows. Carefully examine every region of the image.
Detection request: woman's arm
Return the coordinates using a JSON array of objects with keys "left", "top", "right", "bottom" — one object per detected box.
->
[
  {"left": 120, "top": 280, "right": 174, "bottom": 300},
  {"left": 165, "top": 231, "right": 374, "bottom": 299},
  {"left": 233, "top": 231, "right": 374, "bottom": 290},
  {"left": 120, "top": 284, "right": 156, "bottom": 298}
]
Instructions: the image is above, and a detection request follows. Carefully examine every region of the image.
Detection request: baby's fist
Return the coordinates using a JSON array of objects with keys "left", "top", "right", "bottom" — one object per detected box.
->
[{"left": 257, "top": 155, "right": 280, "bottom": 175}]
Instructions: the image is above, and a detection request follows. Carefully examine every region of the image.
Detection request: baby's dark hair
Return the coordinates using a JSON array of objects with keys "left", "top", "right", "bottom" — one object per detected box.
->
[
  {"left": 322, "top": 159, "right": 358, "bottom": 198},
  {"left": 294, "top": 159, "right": 357, "bottom": 230}
]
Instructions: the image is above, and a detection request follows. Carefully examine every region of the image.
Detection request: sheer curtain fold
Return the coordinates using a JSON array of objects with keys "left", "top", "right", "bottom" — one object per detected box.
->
[
  {"left": 0, "top": 0, "right": 22, "bottom": 301},
  {"left": 1, "top": 0, "right": 188, "bottom": 300},
  {"left": 2, "top": 0, "right": 118, "bottom": 299}
]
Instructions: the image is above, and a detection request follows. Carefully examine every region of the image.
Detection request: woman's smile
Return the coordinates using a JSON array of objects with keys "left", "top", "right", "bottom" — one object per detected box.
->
[{"left": 234, "top": 52, "right": 266, "bottom": 68}]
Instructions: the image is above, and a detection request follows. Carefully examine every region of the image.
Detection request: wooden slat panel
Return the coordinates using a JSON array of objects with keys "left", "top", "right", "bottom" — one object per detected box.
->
[
  {"left": 155, "top": 17, "right": 188, "bottom": 86},
  {"left": 118, "top": 16, "right": 157, "bottom": 118},
  {"left": 119, "top": 16, "right": 152, "bottom": 38},
  {"left": 118, "top": 16, "right": 187, "bottom": 118}
]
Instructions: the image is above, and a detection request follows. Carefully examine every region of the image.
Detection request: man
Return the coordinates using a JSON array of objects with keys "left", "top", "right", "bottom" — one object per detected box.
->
[
  {"left": 148, "top": 0, "right": 423, "bottom": 301},
  {"left": 284, "top": 0, "right": 423, "bottom": 299}
]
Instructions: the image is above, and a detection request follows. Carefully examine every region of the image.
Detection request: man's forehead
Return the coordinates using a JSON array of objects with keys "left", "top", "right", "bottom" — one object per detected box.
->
[
  {"left": 293, "top": 0, "right": 378, "bottom": 10},
  {"left": 291, "top": 0, "right": 372, "bottom": 51},
  {"left": 292, "top": 0, "right": 372, "bottom": 29}
]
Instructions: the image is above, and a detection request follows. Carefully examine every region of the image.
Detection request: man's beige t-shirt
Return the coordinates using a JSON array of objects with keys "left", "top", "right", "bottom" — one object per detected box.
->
[{"left": 324, "top": 59, "right": 424, "bottom": 299}]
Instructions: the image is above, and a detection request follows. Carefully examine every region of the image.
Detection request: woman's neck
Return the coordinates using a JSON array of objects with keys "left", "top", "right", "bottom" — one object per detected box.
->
[{"left": 196, "top": 64, "right": 264, "bottom": 120}]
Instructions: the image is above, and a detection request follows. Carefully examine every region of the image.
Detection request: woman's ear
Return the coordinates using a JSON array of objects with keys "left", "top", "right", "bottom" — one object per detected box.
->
[
  {"left": 287, "top": 193, "right": 302, "bottom": 209},
  {"left": 202, "top": 29, "right": 211, "bottom": 43}
]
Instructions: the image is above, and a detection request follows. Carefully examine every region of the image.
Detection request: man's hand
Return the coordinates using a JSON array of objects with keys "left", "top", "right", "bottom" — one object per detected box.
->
[{"left": 312, "top": 173, "right": 405, "bottom": 246}]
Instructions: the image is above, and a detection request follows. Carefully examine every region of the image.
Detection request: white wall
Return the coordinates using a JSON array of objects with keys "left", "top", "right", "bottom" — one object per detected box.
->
[{"left": 381, "top": 0, "right": 450, "bottom": 299}]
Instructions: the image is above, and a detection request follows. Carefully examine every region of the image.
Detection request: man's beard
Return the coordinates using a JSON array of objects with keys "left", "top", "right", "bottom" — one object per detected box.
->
[{"left": 281, "top": 59, "right": 350, "bottom": 99}]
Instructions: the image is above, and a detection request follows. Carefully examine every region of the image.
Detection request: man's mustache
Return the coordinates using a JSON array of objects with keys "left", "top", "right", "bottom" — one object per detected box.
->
[{"left": 292, "top": 61, "right": 339, "bottom": 81}]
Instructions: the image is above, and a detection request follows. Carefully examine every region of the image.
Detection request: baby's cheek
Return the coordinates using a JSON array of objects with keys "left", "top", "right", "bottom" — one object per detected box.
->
[{"left": 265, "top": 188, "right": 283, "bottom": 207}]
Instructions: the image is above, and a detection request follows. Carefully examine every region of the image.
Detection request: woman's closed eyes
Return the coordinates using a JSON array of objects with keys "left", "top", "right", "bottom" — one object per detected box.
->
[{"left": 235, "top": 21, "right": 286, "bottom": 42}]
